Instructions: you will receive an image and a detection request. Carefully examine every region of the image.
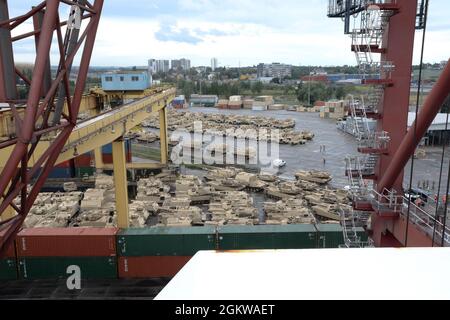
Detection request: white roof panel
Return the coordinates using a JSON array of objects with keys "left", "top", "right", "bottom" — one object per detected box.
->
[{"left": 156, "top": 249, "right": 450, "bottom": 300}]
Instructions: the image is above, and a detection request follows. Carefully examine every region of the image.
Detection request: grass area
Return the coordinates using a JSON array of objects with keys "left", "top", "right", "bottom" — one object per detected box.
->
[
  {"left": 413, "top": 69, "right": 442, "bottom": 82},
  {"left": 131, "top": 144, "right": 161, "bottom": 161}
]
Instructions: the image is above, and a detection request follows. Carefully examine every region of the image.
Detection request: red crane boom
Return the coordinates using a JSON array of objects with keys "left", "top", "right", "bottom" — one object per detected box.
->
[{"left": 0, "top": 0, "right": 104, "bottom": 257}]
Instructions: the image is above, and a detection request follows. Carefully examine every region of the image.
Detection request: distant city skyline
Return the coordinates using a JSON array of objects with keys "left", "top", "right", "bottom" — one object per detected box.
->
[{"left": 10, "top": 1, "right": 450, "bottom": 67}]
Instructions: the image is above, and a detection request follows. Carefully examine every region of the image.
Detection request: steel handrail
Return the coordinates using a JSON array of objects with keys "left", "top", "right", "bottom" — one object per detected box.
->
[{"left": 399, "top": 196, "right": 450, "bottom": 246}]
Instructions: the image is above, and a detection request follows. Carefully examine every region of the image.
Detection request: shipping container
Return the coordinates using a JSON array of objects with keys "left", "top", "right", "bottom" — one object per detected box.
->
[
  {"left": 102, "top": 152, "right": 132, "bottom": 164},
  {"left": 0, "top": 258, "right": 17, "bottom": 280},
  {"left": 55, "top": 160, "right": 72, "bottom": 169},
  {"left": 101, "top": 140, "right": 132, "bottom": 154},
  {"left": 17, "top": 228, "right": 118, "bottom": 257},
  {"left": 218, "top": 225, "right": 317, "bottom": 251},
  {"left": 74, "top": 153, "right": 94, "bottom": 167},
  {"left": 118, "top": 256, "right": 191, "bottom": 279},
  {"left": 314, "top": 224, "right": 368, "bottom": 248},
  {"left": 117, "top": 227, "right": 217, "bottom": 257},
  {"left": 19, "top": 256, "right": 117, "bottom": 280},
  {"left": 75, "top": 167, "right": 95, "bottom": 178},
  {"left": 0, "top": 229, "right": 16, "bottom": 258},
  {"left": 48, "top": 167, "right": 73, "bottom": 179}
]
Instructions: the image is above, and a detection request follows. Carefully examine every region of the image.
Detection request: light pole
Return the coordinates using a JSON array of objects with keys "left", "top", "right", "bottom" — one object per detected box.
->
[{"left": 308, "top": 65, "right": 312, "bottom": 106}]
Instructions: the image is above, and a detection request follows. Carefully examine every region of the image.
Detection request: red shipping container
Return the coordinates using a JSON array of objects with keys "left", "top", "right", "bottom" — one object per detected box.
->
[
  {"left": 102, "top": 154, "right": 113, "bottom": 164},
  {"left": 314, "top": 100, "right": 326, "bottom": 107},
  {"left": 0, "top": 229, "right": 16, "bottom": 258},
  {"left": 17, "top": 228, "right": 118, "bottom": 258},
  {"left": 74, "top": 154, "right": 93, "bottom": 167},
  {"left": 55, "top": 160, "right": 71, "bottom": 169},
  {"left": 103, "top": 153, "right": 132, "bottom": 164},
  {"left": 118, "top": 256, "right": 191, "bottom": 279}
]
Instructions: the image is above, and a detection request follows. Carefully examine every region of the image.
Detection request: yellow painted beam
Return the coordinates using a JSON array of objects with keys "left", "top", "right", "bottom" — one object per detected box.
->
[
  {"left": 112, "top": 138, "right": 129, "bottom": 229},
  {"left": 94, "top": 147, "right": 104, "bottom": 169},
  {"left": 159, "top": 107, "right": 169, "bottom": 165},
  {"left": 101, "top": 162, "right": 166, "bottom": 170},
  {"left": 1, "top": 205, "right": 15, "bottom": 221},
  {"left": 0, "top": 88, "right": 176, "bottom": 168}
]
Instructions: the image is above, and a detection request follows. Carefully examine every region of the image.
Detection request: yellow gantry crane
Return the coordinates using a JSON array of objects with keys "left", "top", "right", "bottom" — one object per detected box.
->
[{"left": 0, "top": 87, "right": 176, "bottom": 228}]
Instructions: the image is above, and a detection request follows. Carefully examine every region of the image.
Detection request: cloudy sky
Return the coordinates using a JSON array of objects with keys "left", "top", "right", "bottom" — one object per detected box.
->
[{"left": 9, "top": 0, "right": 450, "bottom": 67}]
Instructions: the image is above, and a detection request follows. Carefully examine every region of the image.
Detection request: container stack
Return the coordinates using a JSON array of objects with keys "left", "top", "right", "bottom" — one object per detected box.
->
[
  {"left": 217, "top": 99, "right": 229, "bottom": 109},
  {"left": 101, "top": 140, "right": 132, "bottom": 164},
  {"left": 252, "top": 96, "right": 274, "bottom": 111},
  {"left": 297, "top": 105, "right": 321, "bottom": 113},
  {"left": 268, "top": 104, "right": 285, "bottom": 111},
  {"left": 320, "top": 100, "right": 348, "bottom": 119},
  {"left": 315, "top": 224, "right": 367, "bottom": 248},
  {"left": 228, "top": 96, "right": 243, "bottom": 110},
  {"left": 218, "top": 225, "right": 318, "bottom": 250},
  {"left": 0, "top": 229, "right": 17, "bottom": 280},
  {"left": 172, "top": 95, "right": 187, "bottom": 109},
  {"left": 16, "top": 228, "right": 119, "bottom": 280},
  {"left": 48, "top": 161, "right": 75, "bottom": 179},
  {"left": 116, "top": 227, "right": 216, "bottom": 278},
  {"left": 243, "top": 99, "right": 254, "bottom": 109},
  {"left": 45, "top": 139, "right": 132, "bottom": 179}
]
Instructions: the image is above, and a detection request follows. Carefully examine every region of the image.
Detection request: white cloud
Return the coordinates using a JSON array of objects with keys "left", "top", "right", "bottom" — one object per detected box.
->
[{"left": 8, "top": 0, "right": 450, "bottom": 66}]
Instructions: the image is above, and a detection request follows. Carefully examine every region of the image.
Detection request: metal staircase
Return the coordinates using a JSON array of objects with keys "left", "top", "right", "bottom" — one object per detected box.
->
[
  {"left": 416, "top": 0, "right": 427, "bottom": 29},
  {"left": 351, "top": 2, "right": 398, "bottom": 77},
  {"left": 366, "top": 87, "right": 384, "bottom": 114},
  {"left": 348, "top": 95, "right": 371, "bottom": 140},
  {"left": 361, "top": 154, "right": 379, "bottom": 175},
  {"left": 339, "top": 207, "right": 374, "bottom": 248}
]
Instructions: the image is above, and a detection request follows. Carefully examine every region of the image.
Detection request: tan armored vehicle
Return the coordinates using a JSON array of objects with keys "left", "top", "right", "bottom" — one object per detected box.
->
[
  {"left": 295, "top": 170, "right": 332, "bottom": 185},
  {"left": 265, "top": 185, "right": 294, "bottom": 201},
  {"left": 207, "top": 179, "right": 245, "bottom": 192},
  {"left": 311, "top": 204, "right": 341, "bottom": 221},
  {"left": 73, "top": 209, "right": 114, "bottom": 228},
  {"left": 295, "top": 179, "right": 320, "bottom": 191},
  {"left": 278, "top": 182, "right": 302, "bottom": 195},
  {"left": 258, "top": 173, "right": 278, "bottom": 183},
  {"left": 205, "top": 167, "right": 242, "bottom": 181},
  {"left": 136, "top": 131, "right": 159, "bottom": 143},
  {"left": 235, "top": 172, "right": 266, "bottom": 191}
]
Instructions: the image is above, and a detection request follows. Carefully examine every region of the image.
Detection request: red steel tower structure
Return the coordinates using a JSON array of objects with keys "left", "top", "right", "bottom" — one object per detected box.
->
[
  {"left": 330, "top": 0, "right": 450, "bottom": 247},
  {"left": 0, "top": 0, "right": 103, "bottom": 256}
]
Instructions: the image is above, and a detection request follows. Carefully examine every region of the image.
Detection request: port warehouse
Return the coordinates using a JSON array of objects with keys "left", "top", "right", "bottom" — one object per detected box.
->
[{"left": 0, "top": 224, "right": 365, "bottom": 280}]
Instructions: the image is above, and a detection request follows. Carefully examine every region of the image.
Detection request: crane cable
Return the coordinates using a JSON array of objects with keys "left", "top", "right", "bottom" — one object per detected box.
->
[
  {"left": 404, "top": 0, "right": 429, "bottom": 247},
  {"left": 432, "top": 111, "right": 449, "bottom": 246}
]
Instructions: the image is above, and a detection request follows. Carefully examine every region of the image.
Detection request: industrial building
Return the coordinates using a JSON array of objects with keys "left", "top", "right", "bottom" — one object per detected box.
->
[
  {"left": 171, "top": 58, "right": 191, "bottom": 71},
  {"left": 148, "top": 59, "right": 170, "bottom": 74},
  {"left": 211, "top": 58, "right": 218, "bottom": 71},
  {"left": 301, "top": 73, "right": 380, "bottom": 83},
  {"left": 257, "top": 63, "right": 293, "bottom": 79},
  {"left": 101, "top": 71, "right": 152, "bottom": 91},
  {"left": 189, "top": 94, "right": 219, "bottom": 107}
]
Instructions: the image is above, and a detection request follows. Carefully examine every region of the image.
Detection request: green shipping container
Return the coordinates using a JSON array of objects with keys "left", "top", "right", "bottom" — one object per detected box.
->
[
  {"left": 357, "top": 227, "right": 369, "bottom": 242},
  {"left": 76, "top": 167, "right": 95, "bottom": 178},
  {"left": 117, "top": 227, "right": 217, "bottom": 257},
  {"left": 315, "top": 224, "right": 344, "bottom": 248},
  {"left": 0, "top": 259, "right": 18, "bottom": 280},
  {"left": 218, "top": 225, "right": 317, "bottom": 251},
  {"left": 18, "top": 257, "right": 117, "bottom": 280},
  {"left": 315, "top": 224, "right": 368, "bottom": 248}
]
